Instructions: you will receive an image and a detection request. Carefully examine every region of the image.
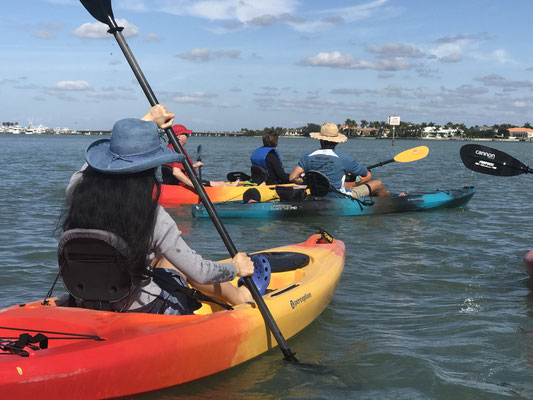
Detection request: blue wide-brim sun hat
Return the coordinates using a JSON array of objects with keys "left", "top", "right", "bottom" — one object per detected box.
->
[{"left": 85, "top": 118, "right": 185, "bottom": 174}]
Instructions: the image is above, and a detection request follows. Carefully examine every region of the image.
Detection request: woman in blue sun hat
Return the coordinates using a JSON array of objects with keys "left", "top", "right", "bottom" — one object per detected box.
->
[{"left": 61, "top": 105, "right": 254, "bottom": 314}]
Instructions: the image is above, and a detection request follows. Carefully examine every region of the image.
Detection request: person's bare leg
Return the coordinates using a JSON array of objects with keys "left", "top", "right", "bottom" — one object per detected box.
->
[
  {"left": 368, "top": 180, "right": 390, "bottom": 196},
  {"left": 209, "top": 180, "right": 240, "bottom": 187},
  {"left": 190, "top": 282, "right": 252, "bottom": 305},
  {"left": 153, "top": 256, "right": 252, "bottom": 305}
]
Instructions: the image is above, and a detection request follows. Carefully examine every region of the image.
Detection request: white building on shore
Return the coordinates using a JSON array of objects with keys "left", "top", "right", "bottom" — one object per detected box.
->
[{"left": 508, "top": 127, "right": 533, "bottom": 140}]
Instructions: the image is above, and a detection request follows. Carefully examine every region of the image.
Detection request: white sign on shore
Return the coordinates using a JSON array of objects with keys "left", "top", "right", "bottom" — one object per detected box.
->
[{"left": 388, "top": 116, "right": 400, "bottom": 126}]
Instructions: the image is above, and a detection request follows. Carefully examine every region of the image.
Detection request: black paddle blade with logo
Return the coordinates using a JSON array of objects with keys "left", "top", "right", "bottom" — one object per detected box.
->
[
  {"left": 79, "top": 0, "right": 116, "bottom": 27},
  {"left": 460, "top": 144, "right": 528, "bottom": 176}
]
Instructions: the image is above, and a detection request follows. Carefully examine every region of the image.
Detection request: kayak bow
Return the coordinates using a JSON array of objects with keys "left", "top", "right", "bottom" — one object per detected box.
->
[{"left": 0, "top": 234, "right": 345, "bottom": 399}]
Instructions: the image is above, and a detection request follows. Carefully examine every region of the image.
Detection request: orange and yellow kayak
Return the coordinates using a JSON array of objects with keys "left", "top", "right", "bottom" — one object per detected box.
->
[
  {"left": 0, "top": 234, "right": 344, "bottom": 399},
  {"left": 158, "top": 183, "right": 292, "bottom": 205}
]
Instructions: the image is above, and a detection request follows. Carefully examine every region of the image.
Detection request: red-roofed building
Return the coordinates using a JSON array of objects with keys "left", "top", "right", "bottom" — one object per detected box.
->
[{"left": 508, "top": 127, "right": 533, "bottom": 140}]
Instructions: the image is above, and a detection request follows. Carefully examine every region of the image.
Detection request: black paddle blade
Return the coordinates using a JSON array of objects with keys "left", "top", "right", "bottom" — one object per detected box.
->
[
  {"left": 79, "top": 0, "right": 118, "bottom": 28},
  {"left": 226, "top": 171, "right": 251, "bottom": 182},
  {"left": 460, "top": 144, "right": 529, "bottom": 176}
]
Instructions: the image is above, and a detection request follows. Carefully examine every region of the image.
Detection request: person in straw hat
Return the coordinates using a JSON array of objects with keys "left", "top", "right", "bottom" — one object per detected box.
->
[
  {"left": 61, "top": 105, "right": 254, "bottom": 314},
  {"left": 289, "top": 122, "right": 390, "bottom": 198}
]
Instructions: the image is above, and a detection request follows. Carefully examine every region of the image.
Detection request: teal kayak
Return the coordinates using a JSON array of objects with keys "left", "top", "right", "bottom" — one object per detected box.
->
[{"left": 192, "top": 186, "right": 476, "bottom": 219}]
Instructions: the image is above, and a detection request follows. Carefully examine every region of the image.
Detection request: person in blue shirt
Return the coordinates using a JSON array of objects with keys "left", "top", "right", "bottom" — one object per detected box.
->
[
  {"left": 250, "top": 130, "right": 291, "bottom": 184},
  {"left": 289, "top": 122, "right": 390, "bottom": 198}
]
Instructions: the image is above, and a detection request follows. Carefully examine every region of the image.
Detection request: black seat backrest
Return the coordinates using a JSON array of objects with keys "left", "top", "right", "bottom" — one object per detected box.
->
[
  {"left": 306, "top": 170, "right": 332, "bottom": 197},
  {"left": 161, "top": 165, "right": 180, "bottom": 185},
  {"left": 58, "top": 229, "right": 135, "bottom": 310},
  {"left": 275, "top": 185, "right": 307, "bottom": 201},
  {"left": 251, "top": 165, "right": 268, "bottom": 185}
]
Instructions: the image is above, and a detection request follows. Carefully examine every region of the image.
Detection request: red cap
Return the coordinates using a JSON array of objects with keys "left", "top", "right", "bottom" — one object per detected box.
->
[{"left": 172, "top": 124, "right": 193, "bottom": 136}]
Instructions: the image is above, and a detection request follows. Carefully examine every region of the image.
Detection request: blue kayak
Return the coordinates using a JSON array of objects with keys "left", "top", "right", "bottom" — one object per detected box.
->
[{"left": 192, "top": 186, "right": 476, "bottom": 219}]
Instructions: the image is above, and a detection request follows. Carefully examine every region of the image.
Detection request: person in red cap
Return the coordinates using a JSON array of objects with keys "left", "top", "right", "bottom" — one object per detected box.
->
[{"left": 162, "top": 124, "right": 233, "bottom": 187}]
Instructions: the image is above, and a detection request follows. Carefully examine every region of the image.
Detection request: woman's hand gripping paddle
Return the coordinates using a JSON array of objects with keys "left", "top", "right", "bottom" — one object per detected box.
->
[
  {"left": 460, "top": 144, "right": 532, "bottom": 176},
  {"left": 79, "top": 0, "right": 298, "bottom": 363}
]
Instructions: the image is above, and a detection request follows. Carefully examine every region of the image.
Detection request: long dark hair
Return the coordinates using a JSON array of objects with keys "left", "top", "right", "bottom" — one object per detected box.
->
[{"left": 61, "top": 166, "right": 161, "bottom": 273}]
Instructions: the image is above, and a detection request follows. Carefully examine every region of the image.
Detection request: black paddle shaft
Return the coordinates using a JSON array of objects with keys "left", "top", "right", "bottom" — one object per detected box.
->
[
  {"left": 460, "top": 144, "right": 533, "bottom": 176},
  {"left": 367, "top": 158, "right": 394, "bottom": 170},
  {"left": 197, "top": 145, "right": 203, "bottom": 182},
  {"left": 78, "top": 0, "right": 297, "bottom": 362}
]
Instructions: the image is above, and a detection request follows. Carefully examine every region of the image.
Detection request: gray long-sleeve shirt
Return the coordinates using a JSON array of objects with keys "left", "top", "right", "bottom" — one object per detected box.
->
[{"left": 66, "top": 165, "right": 237, "bottom": 310}]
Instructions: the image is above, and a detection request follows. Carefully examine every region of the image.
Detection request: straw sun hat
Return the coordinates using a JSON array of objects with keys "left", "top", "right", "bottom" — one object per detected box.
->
[{"left": 310, "top": 122, "right": 347, "bottom": 143}]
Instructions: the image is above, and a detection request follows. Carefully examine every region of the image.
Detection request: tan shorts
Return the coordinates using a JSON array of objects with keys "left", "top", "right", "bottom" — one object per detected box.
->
[{"left": 351, "top": 184, "right": 371, "bottom": 198}]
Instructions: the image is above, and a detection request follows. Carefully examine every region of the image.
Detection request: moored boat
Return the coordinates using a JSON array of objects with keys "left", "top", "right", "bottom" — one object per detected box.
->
[
  {"left": 0, "top": 233, "right": 345, "bottom": 399},
  {"left": 192, "top": 186, "right": 476, "bottom": 219},
  {"left": 159, "top": 183, "right": 295, "bottom": 205}
]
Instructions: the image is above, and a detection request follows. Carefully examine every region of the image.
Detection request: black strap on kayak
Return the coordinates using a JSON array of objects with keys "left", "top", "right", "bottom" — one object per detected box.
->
[
  {"left": 0, "top": 333, "right": 49, "bottom": 357},
  {"left": 42, "top": 269, "right": 62, "bottom": 305},
  {"left": 140, "top": 269, "right": 233, "bottom": 311},
  {"left": 0, "top": 326, "right": 104, "bottom": 340},
  {"left": 306, "top": 170, "right": 374, "bottom": 210},
  {"left": 0, "top": 326, "right": 105, "bottom": 357}
]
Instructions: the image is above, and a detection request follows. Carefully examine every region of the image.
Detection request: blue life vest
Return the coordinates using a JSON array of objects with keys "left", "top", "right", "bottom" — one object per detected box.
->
[{"left": 250, "top": 147, "right": 283, "bottom": 171}]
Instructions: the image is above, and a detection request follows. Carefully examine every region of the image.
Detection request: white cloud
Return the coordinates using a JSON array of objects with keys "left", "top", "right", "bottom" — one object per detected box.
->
[
  {"left": 431, "top": 34, "right": 488, "bottom": 63},
  {"left": 72, "top": 19, "right": 139, "bottom": 39},
  {"left": 118, "top": 0, "right": 385, "bottom": 33},
  {"left": 475, "top": 74, "right": 533, "bottom": 89},
  {"left": 171, "top": 91, "right": 218, "bottom": 104},
  {"left": 33, "top": 31, "right": 55, "bottom": 39},
  {"left": 145, "top": 32, "right": 162, "bottom": 42},
  {"left": 366, "top": 43, "right": 425, "bottom": 59},
  {"left": 439, "top": 54, "right": 462, "bottom": 63},
  {"left": 327, "top": 0, "right": 389, "bottom": 22},
  {"left": 177, "top": 48, "right": 240, "bottom": 62},
  {"left": 217, "top": 101, "right": 238, "bottom": 109},
  {"left": 301, "top": 51, "right": 374, "bottom": 69},
  {"left": 490, "top": 49, "right": 513, "bottom": 64},
  {"left": 283, "top": 0, "right": 389, "bottom": 33},
  {"left": 300, "top": 51, "right": 412, "bottom": 71},
  {"left": 116, "top": 0, "right": 297, "bottom": 22},
  {"left": 181, "top": 0, "right": 296, "bottom": 22},
  {"left": 55, "top": 81, "right": 91, "bottom": 90}
]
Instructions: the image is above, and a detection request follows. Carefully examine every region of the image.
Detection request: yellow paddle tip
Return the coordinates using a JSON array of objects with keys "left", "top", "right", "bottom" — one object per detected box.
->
[{"left": 394, "top": 146, "right": 429, "bottom": 163}]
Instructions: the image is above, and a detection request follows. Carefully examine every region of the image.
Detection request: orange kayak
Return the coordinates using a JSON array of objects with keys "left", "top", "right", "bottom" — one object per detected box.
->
[
  {"left": 0, "top": 234, "right": 345, "bottom": 399},
  {"left": 158, "top": 183, "right": 295, "bottom": 205}
]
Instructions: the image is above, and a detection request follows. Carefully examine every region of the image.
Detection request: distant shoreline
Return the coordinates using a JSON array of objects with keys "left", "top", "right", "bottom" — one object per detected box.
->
[{"left": 1, "top": 132, "right": 531, "bottom": 142}]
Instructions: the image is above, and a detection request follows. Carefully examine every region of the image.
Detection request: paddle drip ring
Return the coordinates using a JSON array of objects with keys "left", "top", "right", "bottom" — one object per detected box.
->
[{"left": 239, "top": 254, "right": 271, "bottom": 295}]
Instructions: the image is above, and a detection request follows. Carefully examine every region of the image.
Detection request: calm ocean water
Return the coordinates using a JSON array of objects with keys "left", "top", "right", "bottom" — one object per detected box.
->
[{"left": 0, "top": 133, "right": 532, "bottom": 399}]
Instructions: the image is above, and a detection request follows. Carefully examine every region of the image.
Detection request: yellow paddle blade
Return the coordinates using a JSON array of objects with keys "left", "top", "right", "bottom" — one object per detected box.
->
[{"left": 393, "top": 146, "right": 429, "bottom": 163}]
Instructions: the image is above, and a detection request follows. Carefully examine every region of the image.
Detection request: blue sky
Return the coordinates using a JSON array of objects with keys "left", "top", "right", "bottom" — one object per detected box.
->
[{"left": 1, "top": 0, "right": 532, "bottom": 131}]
